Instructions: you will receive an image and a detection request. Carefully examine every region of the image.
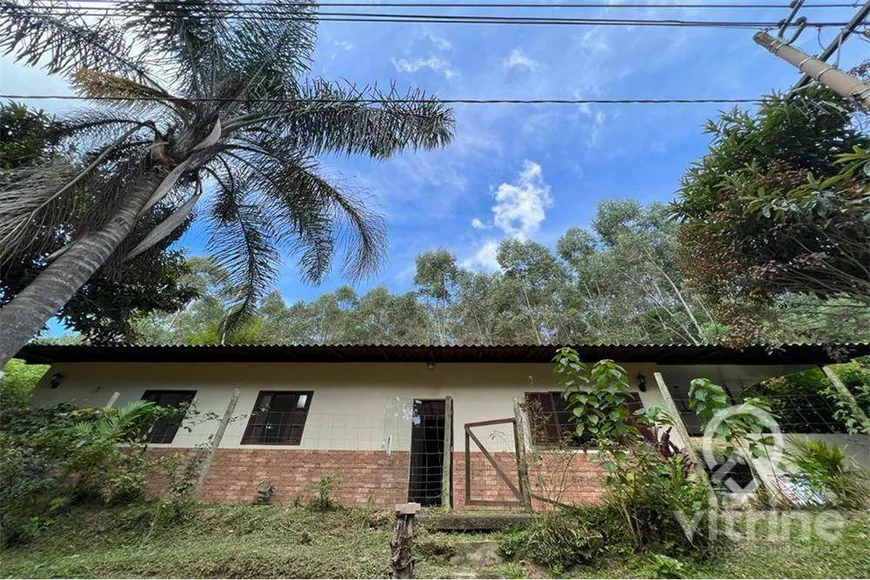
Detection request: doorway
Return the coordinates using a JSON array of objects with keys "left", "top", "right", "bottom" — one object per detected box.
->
[{"left": 408, "top": 399, "right": 446, "bottom": 507}]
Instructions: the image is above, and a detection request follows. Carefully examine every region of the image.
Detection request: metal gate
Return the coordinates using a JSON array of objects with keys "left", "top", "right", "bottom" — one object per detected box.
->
[{"left": 464, "top": 418, "right": 528, "bottom": 507}]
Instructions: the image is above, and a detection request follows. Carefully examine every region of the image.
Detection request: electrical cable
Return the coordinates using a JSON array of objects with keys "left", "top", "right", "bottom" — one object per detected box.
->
[
  {"left": 0, "top": 94, "right": 765, "bottom": 105},
  {"left": 17, "top": 5, "right": 851, "bottom": 28},
  {"left": 60, "top": 0, "right": 859, "bottom": 8}
]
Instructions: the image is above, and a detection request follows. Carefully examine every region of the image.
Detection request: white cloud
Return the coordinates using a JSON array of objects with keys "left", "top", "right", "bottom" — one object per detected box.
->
[
  {"left": 502, "top": 49, "right": 540, "bottom": 72},
  {"left": 462, "top": 240, "right": 501, "bottom": 272},
  {"left": 428, "top": 34, "right": 453, "bottom": 52},
  {"left": 574, "top": 106, "right": 607, "bottom": 148},
  {"left": 576, "top": 27, "right": 610, "bottom": 55},
  {"left": 465, "top": 160, "right": 553, "bottom": 271},
  {"left": 332, "top": 40, "right": 354, "bottom": 51},
  {"left": 391, "top": 56, "right": 458, "bottom": 79},
  {"left": 491, "top": 160, "right": 552, "bottom": 239}
]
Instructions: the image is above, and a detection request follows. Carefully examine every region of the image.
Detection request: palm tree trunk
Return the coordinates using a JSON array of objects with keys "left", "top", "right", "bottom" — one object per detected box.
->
[{"left": 0, "top": 169, "right": 166, "bottom": 366}]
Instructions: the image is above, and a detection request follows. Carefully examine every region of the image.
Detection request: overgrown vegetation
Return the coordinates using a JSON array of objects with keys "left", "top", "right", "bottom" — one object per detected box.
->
[
  {"left": 3, "top": 504, "right": 870, "bottom": 579},
  {"left": 784, "top": 438, "right": 870, "bottom": 509},
  {"left": 0, "top": 503, "right": 395, "bottom": 579},
  {"left": 0, "top": 391, "right": 199, "bottom": 546},
  {"left": 674, "top": 87, "right": 870, "bottom": 343},
  {"left": 0, "top": 357, "right": 45, "bottom": 408},
  {"left": 553, "top": 349, "right": 711, "bottom": 552},
  {"left": 748, "top": 357, "right": 870, "bottom": 434},
  {"left": 500, "top": 348, "right": 870, "bottom": 577}
]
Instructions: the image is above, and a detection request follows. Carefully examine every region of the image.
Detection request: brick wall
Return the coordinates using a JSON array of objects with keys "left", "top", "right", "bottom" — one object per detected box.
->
[
  {"left": 453, "top": 451, "right": 523, "bottom": 509},
  {"left": 527, "top": 451, "right": 607, "bottom": 507},
  {"left": 452, "top": 450, "right": 606, "bottom": 510},
  {"left": 144, "top": 447, "right": 605, "bottom": 509},
  {"left": 199, "top": 449, "right": 410, "bottom": 507},
  {"left": 143, "top": 447, "right": 195, "bottom": 499}
]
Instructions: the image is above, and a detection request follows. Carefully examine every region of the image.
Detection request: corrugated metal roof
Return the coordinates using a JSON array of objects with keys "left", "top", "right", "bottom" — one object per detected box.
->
[{"left": 16, "top": 342, "right": 869, "bottom": 365}]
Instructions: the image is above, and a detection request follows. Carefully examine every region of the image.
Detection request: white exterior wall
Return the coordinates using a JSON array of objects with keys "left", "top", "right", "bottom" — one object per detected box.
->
[{"left": 31, "top": 361, "right": 662, "bottom": 452}]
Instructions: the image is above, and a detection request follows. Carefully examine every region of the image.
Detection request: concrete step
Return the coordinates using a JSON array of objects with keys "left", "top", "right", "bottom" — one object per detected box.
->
[{"left": 418, "top": 512, "right": 532, "bottom": 531}]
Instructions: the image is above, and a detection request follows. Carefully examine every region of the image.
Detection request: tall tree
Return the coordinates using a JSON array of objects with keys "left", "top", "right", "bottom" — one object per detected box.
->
[
  {"left": 557, "top": 200, "right": 717, "bottom": 345},
  {"left": 495, "top": 239, "right": 566, "bottom": 344},
  {"left": 413, "top": 249, "right": 460, "bottom": 345},
  {"left": 0, "top": 102, "right": 198, "bottom": 341},
  {"left": 674, "top": 88, "right": 869, "bottom": 340},
  {"left": 0, "top": 0, "right": 453, "bottom": 365}
]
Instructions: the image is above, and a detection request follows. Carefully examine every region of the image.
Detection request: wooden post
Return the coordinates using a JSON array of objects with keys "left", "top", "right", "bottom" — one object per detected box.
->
[
  {"left": 653, "top": 372, "right": 718, "bottom": 508},
  {"left": 822, "top": 366, "right": 870, "bottom": 434},
  {"left": 441, "top": 396, "right": 453, "bottom": 510},
  {"left": 390, "top": 502, "right": 420, "bottom": 579},
  {"left": 194, "top": 388, "right": 241, "bottom": 497},
  {"left": 513, "top": 397, "right": 533, "bottom": 511},
  {"left": 105, "top": 391, "right": 120, "bottom": 408}
]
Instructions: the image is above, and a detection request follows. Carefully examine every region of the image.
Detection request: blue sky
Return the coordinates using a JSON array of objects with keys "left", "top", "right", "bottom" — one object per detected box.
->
[{"left": 2, "top": 1, "right": 867, "bottom": 307}]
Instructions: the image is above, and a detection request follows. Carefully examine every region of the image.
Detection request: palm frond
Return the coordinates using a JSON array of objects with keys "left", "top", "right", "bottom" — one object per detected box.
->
[
  {"left": 222, "top": 0, "right": 316, "bottom": 102},
  {"left": 271, "top": 159, "right": 385, "bottom": 283},
  {"left": 224, "top": 142, "right": 385, "bottom": 283},
  {"left": 73, "top": 69, "right": 191, "bottom": 117},
  {"left": 0, "top": 158, "right": 82, "bottom": 265},
  {"left": 0, "top": 0, "right": 157, "bottom": 85},
  {"left": 59, "top": 108, "right": 160, "bottom": 147},
  {"left": 206, "top": 168, "right": 280, "bottom": 335},
  {"left": 233, "top": 81, "right": 454, "bottom": 159},
  {"left": 126, "top": 185, "right": 201, "bottom": 261},
  {"left": 119, "top": 0, "right": 230, "bottom": 99}
]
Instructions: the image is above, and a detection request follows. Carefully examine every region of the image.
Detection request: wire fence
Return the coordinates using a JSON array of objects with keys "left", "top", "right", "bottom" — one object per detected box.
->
[{"left": 665, "top": 392, "right": 861, "bottom": 435}]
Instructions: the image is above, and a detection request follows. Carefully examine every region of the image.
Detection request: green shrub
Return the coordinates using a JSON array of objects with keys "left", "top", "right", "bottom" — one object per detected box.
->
[
  {"left": 785, "top": 438, "right": 870, "bottom": 508},
  {"left": 0, "top": 401, "right": 176, "bottom": 546},
  {"left": 640, "top": 554, "right": 689, "bottom": 579},
  {"left": 565, "top": 504, "right": 633, "bottom": 548},
  {"left": 552, "top": 349, "right": 712, "bottom": 555},
  {"left": 0, "top": 359, "right": 46, "bottom": 409},
  {"left": 309, "top": 474, "right": 341, "bottom": 511},
  {"left": 498, "top": 512, "right": 603, "bottom": 573}
]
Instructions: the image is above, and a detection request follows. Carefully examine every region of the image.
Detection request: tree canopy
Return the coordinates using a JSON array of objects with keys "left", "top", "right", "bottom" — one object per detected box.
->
[
  {"left": 0, "top": 0, "right": 453, "bottom": 365},
  {"left": 673, "top": 88, "right": 870, "bottom": 340},
  {"left": 0, "top": 102, "right": 199, "bottom": 341},
  {"left": 129, "top": 198, "right": 870, "bottom": 347}
]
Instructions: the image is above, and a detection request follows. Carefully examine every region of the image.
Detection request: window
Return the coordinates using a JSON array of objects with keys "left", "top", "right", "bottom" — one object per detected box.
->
[
  {"left": 140, "top": 390, "right": 197, "bottom": 444},
  {"left": 525, "top": 391, "right": 642, "bottom": 447},
  {"left": 241, "top": 391, "right": 313, "bottom": 445}
]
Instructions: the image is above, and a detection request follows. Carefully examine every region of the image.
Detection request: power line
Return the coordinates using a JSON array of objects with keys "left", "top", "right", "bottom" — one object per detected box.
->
[
  {"left": 63, "top": 0, "right": 860, "bottom": 8},
  {"left": 20, "top": 5, "right": 851, "bottom": 28},
  {"left": 0, "top": 94, "right": 763, "bottom": 105}
]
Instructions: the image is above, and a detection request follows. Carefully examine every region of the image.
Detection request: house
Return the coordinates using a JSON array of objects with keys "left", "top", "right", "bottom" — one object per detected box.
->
[{"left": 17, "top": 343, "right": 869, "bottom": 510}]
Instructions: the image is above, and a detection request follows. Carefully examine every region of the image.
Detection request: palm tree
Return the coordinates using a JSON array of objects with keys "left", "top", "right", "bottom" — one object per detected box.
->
[{"left": 0, "top": 0, "right": 454, "bottom": 365}]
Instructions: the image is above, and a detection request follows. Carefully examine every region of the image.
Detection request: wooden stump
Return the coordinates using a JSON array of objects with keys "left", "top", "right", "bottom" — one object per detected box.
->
[{"left": 390, "top": 502, "right": 420, "bottom": 579}]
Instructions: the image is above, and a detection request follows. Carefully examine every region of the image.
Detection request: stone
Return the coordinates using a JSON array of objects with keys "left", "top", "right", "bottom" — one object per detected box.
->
[{"left": 449, "top": 541, "right": 504, "bottom": 568}]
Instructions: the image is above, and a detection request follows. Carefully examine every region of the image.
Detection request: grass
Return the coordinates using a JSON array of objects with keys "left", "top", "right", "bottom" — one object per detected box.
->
[
  {"left": 565, "top": 511, "right": 870, "bottom": 579},
  {"left": 2, "top": 505, "right": 869, "bottom": 578},
  {"left": 0, "top": 503, "right": 395, "bottom": 578}
]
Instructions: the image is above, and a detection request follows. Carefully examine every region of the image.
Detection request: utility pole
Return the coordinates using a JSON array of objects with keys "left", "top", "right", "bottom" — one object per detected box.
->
[
  {"left": 754, "top": 31, "right": 870, "bottom": 110},
  {"left": 792, "top": 1, "right": 870, "bottom": 92}
]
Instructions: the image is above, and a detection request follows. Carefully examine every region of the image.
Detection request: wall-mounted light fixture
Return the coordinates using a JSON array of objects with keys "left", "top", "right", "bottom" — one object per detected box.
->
[
  {"left": 49, "top": 372, "right": 64, "bottom": 389},
  {"left": 426, "top": 360, "right": 437, "bottom": 371},
  {"left": 635, "top": 373, "right": 647, "bottom": 392}
]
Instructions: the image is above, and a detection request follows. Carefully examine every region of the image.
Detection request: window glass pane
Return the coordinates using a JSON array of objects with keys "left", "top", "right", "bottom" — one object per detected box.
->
[
  {"left": 242, "top": 391, "right": 312, "bottom": 445},
  {"left": 140, "top": 391, "right": 196, "bottom": 444},
  {"left": 270, "top": 392, "right": 300, "bottom": 412}
]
